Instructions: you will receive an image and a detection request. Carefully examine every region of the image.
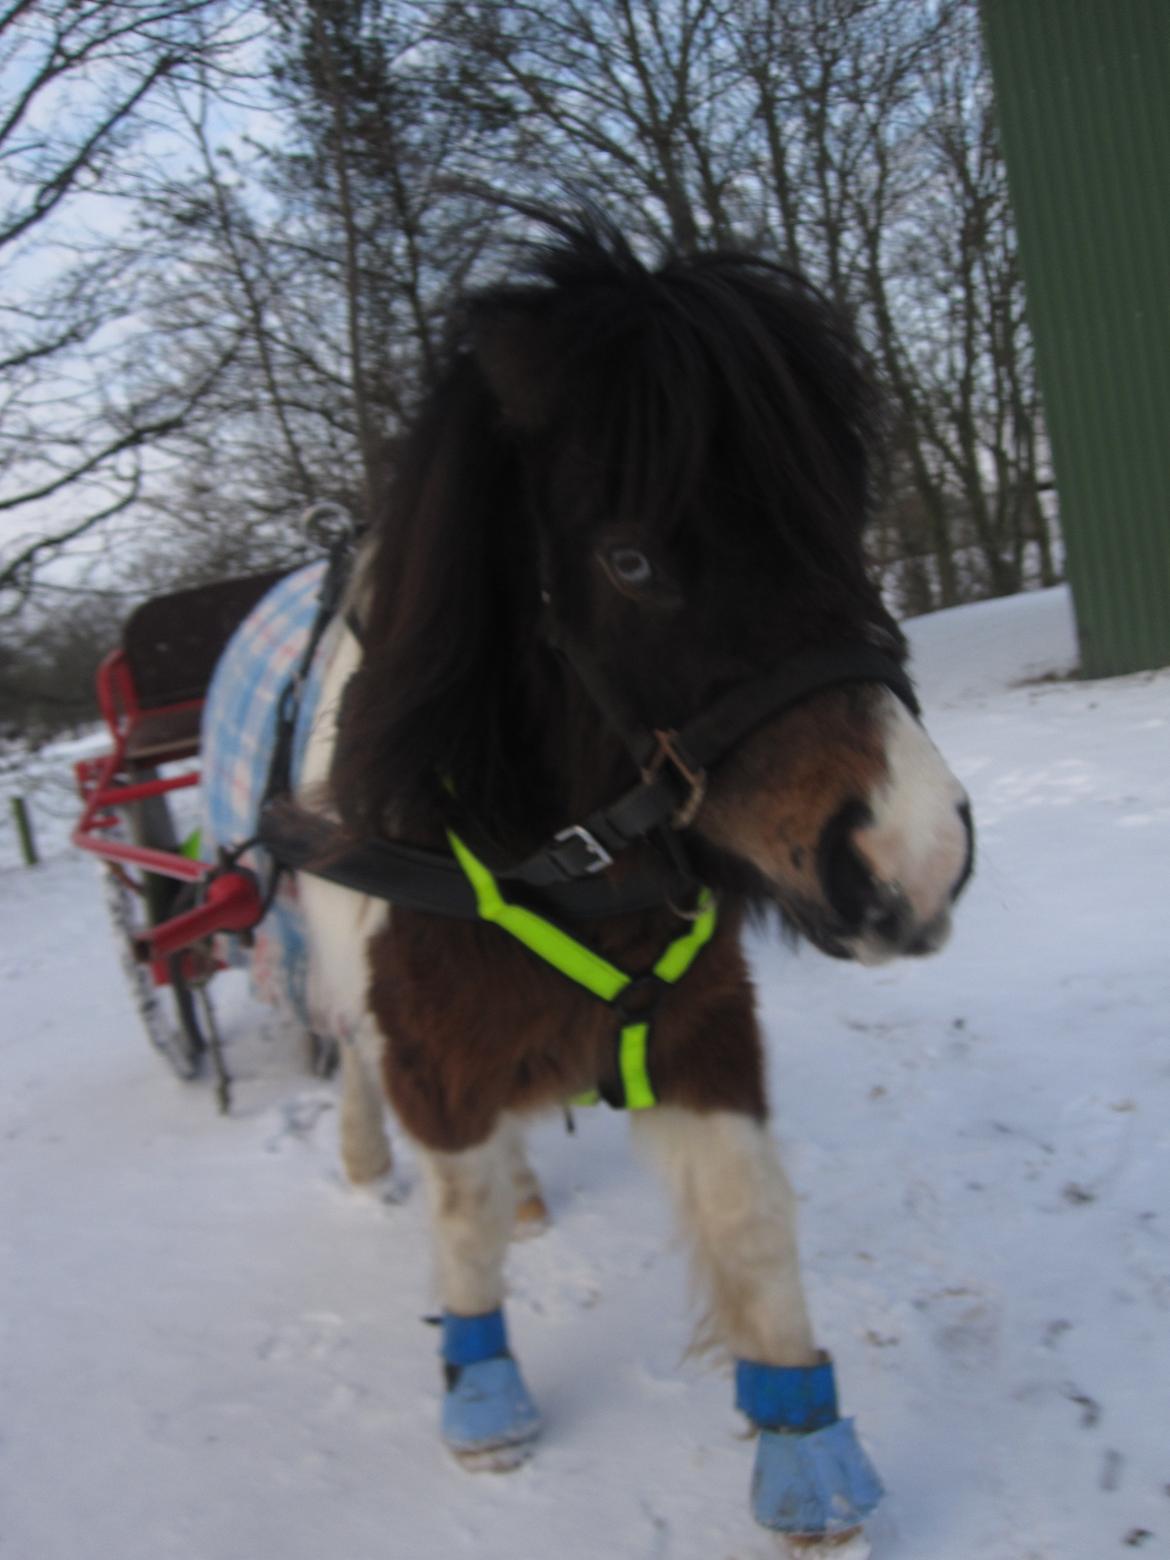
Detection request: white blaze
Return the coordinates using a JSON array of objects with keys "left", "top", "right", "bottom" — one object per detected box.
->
[{"left": 848, "top": 691, "right": 969, "bottom": 958}]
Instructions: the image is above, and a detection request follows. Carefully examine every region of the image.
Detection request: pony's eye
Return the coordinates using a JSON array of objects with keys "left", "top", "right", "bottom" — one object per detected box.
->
[{"left": 606, "top": 546, "right": 653, "bottom": 588}]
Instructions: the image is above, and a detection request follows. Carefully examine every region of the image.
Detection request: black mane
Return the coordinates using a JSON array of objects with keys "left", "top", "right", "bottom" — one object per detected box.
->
[{"left": 331, "top": 215, "right": 890, "bottom": 855}]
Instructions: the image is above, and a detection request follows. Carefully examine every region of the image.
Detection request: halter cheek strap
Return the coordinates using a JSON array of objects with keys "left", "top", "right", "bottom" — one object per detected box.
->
[
  {"left": 447, "top": 828, "right": 717, "bottom": 1110},
  {"left": 502, "top": 629, "right": 920, "bottom": 890}
]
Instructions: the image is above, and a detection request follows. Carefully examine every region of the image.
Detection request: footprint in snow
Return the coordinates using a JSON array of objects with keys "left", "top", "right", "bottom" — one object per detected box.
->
[{"left": 256, "top": 1310, "right": 347, "bottom": 1364}]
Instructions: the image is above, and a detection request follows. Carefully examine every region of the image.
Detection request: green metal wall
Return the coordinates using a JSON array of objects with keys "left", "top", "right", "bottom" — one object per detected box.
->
[{"left": 983, "top": 0, "right": 1170, "bottom": 677}]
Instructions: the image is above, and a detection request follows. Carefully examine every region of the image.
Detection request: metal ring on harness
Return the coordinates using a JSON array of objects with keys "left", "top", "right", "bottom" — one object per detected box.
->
[
  {"left": 302, "top": 501, "right": 360, "bottom": 550},
  {"left": 642, "top": 729, "right": 708, "bottom": 829}
]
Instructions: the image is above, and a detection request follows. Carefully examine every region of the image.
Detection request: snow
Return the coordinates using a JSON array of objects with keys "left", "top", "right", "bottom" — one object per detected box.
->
[{"left": 2, "top": 583, "right": 1168, "bottom": 1560}]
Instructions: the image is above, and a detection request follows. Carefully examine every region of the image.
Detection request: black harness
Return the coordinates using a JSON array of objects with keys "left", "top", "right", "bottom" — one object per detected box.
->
[
  {"left": 250, "top": 549, "right": 920, "bottom": 1114},
  {"left": 256, "top": 544, "right": 918, "bottom": 920}
]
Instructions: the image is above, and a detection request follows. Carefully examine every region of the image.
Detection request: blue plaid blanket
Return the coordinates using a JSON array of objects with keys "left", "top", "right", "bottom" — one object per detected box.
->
[{"left": 201, "top": 561, "right": 330, "bottom": 1022}]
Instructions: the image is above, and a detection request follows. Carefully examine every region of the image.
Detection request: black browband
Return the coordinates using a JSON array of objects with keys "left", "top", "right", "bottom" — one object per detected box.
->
[{"left": 257, "top": 555, "right": 919, "bottom": 920}]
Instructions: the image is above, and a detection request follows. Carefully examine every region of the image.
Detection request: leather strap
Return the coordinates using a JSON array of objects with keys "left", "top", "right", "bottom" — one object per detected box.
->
[
  {"left": 257, "top": 552, "right": 920, "bottom": 909},
  {"left": 502, "top": 640, "right": 918, "bottom": 889},
  {"left": 677, "top": 645, "right": 919, "bottom": 767},
  {"left": 257, "top": 803, "right": 699, "bottom": 921}
]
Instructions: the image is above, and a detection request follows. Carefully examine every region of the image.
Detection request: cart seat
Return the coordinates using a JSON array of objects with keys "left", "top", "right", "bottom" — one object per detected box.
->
[
  {"left": 124, "top": 705, "right": 205, "bottom": 761},
  {"left": 120, "top": 568, "right": 291, "bottom": 763}
]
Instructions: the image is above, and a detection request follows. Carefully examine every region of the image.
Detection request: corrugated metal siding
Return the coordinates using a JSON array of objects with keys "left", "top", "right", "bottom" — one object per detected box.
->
[{"left": 982, "top": 0, "right": 1170, "bottom": 677}]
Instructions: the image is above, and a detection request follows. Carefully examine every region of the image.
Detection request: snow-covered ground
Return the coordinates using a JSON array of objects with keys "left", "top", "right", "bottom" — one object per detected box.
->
[{"left": 2, "top": 585, "right": 1168, "bottom": 1560}]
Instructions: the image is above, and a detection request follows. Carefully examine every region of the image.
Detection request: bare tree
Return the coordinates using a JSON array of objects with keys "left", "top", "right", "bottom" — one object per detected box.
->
[
  {"left": 735, "top": 0, "right": 1053, "bottom": 608},
  {"left": 437, "top": 0, "right": 753, "bottom": 249},
  {"left": 2, "top": 0, "right": 1054, "bottom": 625},
  {"left": 120, "top": 0, "right": 501, "bottom": 564},
  {"left": 0, "top": 0, "right": 257, "bottom": 611}
]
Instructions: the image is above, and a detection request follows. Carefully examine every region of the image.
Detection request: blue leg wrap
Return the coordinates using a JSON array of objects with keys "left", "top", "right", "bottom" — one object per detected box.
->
[
  {"left": 737, "top": 1357, "right": 883, "bottom": 1536},
  {"left": 439, "top": 1309, "right": 540, "bottom": 1460}
]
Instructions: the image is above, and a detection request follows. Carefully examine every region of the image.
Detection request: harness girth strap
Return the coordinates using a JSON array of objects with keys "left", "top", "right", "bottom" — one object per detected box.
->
[{"left": 447, "top": 829, "right": 717, "bottom": 1111}]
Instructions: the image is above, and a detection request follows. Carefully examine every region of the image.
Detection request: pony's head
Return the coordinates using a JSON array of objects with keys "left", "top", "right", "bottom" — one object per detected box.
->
[{"left": 334, "top": 217, "right": 972, "bottom": 963}]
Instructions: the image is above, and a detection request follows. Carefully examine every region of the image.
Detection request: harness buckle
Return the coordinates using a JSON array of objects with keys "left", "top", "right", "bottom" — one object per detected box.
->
[
  {"left": 614, "top": 972, "right": 664, "bottom": 1025},
  {"left": 642, "top": 730, "right": 708, "bottom": 829},
  {"left": 553, "top": 824, "right": 614, "bottom": 876}
]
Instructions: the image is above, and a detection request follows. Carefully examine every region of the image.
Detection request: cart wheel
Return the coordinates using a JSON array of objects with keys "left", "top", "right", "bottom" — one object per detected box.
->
[
  {"left": 169, "top": 951, "right": 211, "bottom": 1068},
  {"left": 102, "top": 863, "right": 207, "bottom": 1081}
]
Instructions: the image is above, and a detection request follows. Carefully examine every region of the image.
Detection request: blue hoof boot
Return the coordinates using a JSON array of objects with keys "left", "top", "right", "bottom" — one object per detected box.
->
[
  {"left": 736, "top": 1356, "right": 883, "bottom": 1537},
  {"left": 439, "top": 1309, "right": 540, "bottom": 1469},
  {"left": 750, "top": 1418, "right": 883, "bottom": 1536},
  {"left": 441, "top": 1355, "right": 541, "bottom": 1467}
]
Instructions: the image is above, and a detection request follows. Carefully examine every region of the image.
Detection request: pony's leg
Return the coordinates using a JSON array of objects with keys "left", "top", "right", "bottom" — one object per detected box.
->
[
  {"left": 337, "top": 1023, "right": 393, "bottom": 1187},
  {"left": 634, "top": 1107, "right": 882, "bottom": 1547},
  {"left": 304, "top": 1029, "right": 339, "bottom": 1078},
  {"left": 297, "top": 857, "right": 393, "bottom": 1186},
  {"left": 502, "top": 1119, "right": 550, "bottom": 1237},
  {"left": 420, "top": 1116, "right": 516, "bottom": 1316},
  {"left": 418, "top": 1116, "right": 541, "bottom": 1468},
  {"left": 633, "top": 1106, "right": 817, "bottom": 1363}
]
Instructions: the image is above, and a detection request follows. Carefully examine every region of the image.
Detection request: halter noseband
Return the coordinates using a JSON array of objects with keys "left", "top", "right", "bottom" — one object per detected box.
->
[{"left": 496, "top": 627, "right": 920, "bottom": 892}]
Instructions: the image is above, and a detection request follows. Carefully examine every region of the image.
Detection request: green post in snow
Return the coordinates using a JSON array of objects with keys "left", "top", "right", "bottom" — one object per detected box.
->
[{"left": 10, "top": 795, "right": 38, "bottom": 866}]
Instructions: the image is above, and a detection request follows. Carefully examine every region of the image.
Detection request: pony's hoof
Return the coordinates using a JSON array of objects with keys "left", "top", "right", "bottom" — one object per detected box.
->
[
  {"left": 346, "top": 1167, "right": 403, "bottom": 1205},
  {"left": 452, "top": 1435, "right": 537, "bottom": 1474},
  {"left": 783, "top": 1526, "right": 872, "bottom": 1559},
  {"left": 441, "top": 1355, "right": 541, "bottom": 1470},
  {"left": 750, "top": 1419, "right": 882, "bottom": 1537},
  {"left": 342, "top": 1151, "right": 394, "bottom": 1187},
  {"left": 512, "top": 1192, "right": 551, "bottom": 1239}
]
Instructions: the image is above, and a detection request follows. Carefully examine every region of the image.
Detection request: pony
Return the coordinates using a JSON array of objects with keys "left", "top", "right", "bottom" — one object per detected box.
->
[{"left": 282, "top": 216, "right": 973, "bottom": 1548}]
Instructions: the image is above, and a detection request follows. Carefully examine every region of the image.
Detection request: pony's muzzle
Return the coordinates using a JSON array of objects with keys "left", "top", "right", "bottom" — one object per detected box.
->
[{"left": 818, "top": 784, "right": 974, "bottom": 964}]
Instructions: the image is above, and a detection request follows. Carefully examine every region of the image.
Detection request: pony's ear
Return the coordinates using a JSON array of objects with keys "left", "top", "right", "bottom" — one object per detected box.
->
[{"left": 470, "top": 303, "right": 561, "bottom": 432}]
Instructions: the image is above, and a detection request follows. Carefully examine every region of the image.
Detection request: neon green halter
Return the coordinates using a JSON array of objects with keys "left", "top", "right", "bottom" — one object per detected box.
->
[{"left": 446, "top": 828, "right": 717, "bottom": 1109}]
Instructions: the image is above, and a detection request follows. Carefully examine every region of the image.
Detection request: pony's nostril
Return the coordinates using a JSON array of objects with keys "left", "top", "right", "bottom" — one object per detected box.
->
[
  {"left": 866, "top": 901, "right": 906, "bottom": 943},
  {"left": 818, "top": 800, "right": 878, "bottom": 929},
  {"left": 819, "top": 794, "right": 965, "bottom": 947}
]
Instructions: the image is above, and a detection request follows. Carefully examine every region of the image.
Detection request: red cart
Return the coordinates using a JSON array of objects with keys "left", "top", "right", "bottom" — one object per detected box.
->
[{"left": 72, "top": 569, "right": 290, "bottom": 1106}]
